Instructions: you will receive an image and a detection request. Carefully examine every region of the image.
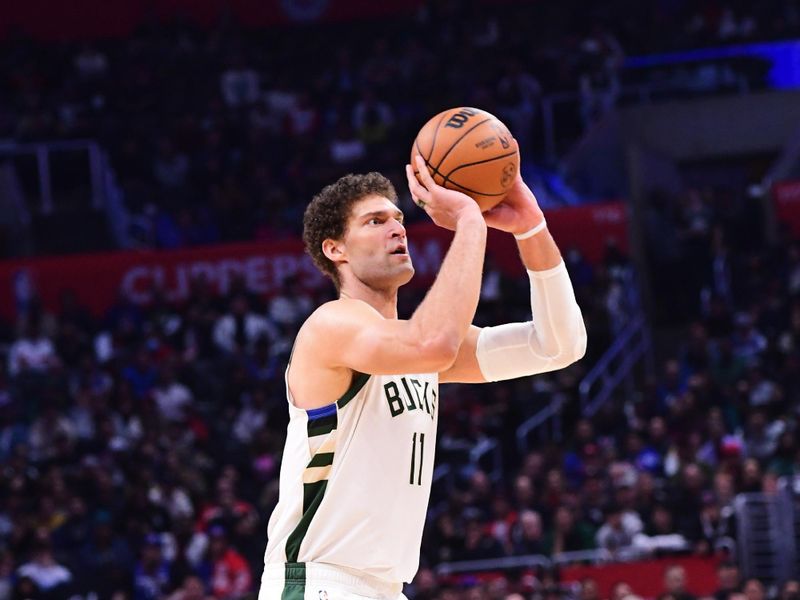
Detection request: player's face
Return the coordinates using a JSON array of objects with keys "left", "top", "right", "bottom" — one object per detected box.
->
[{"left": 342, "top": 195, "right": 414, "bottom": 289}]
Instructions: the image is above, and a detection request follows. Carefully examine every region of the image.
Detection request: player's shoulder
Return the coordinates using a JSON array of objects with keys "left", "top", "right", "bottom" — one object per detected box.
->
[
  {"left": 298, "top": 298, "right": 383, "bottom": 338},
  {"left": 309, "top": 298, "right": 382, "bottom": 323}
]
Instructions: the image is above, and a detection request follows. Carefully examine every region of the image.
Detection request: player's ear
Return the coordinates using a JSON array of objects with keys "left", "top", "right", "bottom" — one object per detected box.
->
[{"left": 322, "top": 238, "right": 347, "bottom": 265}]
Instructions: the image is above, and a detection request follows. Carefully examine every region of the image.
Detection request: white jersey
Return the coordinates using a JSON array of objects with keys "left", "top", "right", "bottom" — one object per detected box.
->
[{"left": 264, "top": 368, "right": 439, "bottom": 587}]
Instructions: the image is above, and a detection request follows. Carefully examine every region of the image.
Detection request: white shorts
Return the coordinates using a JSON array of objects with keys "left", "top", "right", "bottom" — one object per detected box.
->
[{"left": 259, "top": 563, "right": 408, "bottom": 600}]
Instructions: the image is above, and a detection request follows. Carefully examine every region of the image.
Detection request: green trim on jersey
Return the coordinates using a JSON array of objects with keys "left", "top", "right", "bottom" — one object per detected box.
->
[
  {"left": 337, "top": 372, "right": 371, "bottom": 409},
  {"left": 284, "top": 372, "right": 371, "bottom": 569},
  {"left": 285, "top": 480, "right": 328, "bottom": 563},
  {"left": 306, "top": 452, "right": 334, "bottom": 468},
  {"left": 307, "top": 414, "right": 337, "bottom": 437},
  {"left": 281, "top": 562, "right": 306, "bottom": 600}
]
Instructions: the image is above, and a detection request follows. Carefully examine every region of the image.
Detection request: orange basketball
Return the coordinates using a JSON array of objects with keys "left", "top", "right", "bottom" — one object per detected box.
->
[{"left": 411, "top": 107, "right": 519, "bottom": 212}]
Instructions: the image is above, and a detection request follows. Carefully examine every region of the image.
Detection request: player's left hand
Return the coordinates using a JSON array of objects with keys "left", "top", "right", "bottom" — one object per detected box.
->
[{"left": 482, "top": 173, "right": 545, "bottom": 236}]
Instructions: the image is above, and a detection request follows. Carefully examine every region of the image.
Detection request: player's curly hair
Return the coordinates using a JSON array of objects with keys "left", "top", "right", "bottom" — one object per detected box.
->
[{"left": 303, "top": 172, "right": 398, "bottom": 290}]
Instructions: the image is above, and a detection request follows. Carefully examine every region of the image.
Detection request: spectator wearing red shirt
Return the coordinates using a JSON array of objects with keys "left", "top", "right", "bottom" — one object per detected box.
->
[
  {"left": 208, "top": 526, "right": 251, "bottom": 599},
  {"left": 197, "top": 478, "right": 257, "bottom": 534}
]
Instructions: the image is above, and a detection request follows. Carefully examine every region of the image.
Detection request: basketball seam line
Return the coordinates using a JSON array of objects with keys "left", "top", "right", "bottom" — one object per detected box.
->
[
  {"left": 443, "top": 149, "right": 519, "bottom": 179},
  {"left": 413, "top": 151, "right": 449, "bottom": 186},
  {"left": 433, "top": 116, "right": 494, "bottom": 171},
  {"left": 426, "top": 111, "right": 450, "bottom": 162},
  {"left": 446, "top": 180, "right": 508, "bottom": 197},
  {"left": 416, "top": 156, "right": 507, "bottom": 196}
]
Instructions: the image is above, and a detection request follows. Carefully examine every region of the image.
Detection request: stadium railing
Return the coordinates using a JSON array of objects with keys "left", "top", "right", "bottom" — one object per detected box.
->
[
  {"left": 0, "top": 139, "right": 106, "bottom": 214},
  {"left": 436, "top": 554, "right": 552, "bottom": 577},
  {"left": 734, "top": 486, "right": 796, "bottom": 585},
  {"left": 516, "top": 267, "right": 652, "bottom": 452},
  {"left": 579, "top": 266, "right": 653, "bottom": 417}
]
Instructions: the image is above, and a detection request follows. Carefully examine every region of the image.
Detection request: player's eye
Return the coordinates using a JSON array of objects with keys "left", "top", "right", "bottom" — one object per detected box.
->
[{"left": 369, "top": 218, "right": 382, "bottom": 225}]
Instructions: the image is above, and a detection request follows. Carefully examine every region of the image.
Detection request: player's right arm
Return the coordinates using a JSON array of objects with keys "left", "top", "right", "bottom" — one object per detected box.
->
[{"left": 304, "top": 158, "right": 488, "bottom": 376}]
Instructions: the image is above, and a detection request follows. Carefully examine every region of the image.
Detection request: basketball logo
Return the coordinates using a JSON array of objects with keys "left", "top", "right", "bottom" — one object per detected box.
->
[
  {"left": 491, "top": 123, "right": 511, "bottom": 149},
  {"left": 501, "top": 163, "right": 517, "bottom": 187}
]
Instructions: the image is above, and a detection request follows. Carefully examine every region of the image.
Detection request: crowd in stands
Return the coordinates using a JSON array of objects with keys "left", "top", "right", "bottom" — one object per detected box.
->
[
  {"left": 1, "top": 1, "right": 800, "bottom": 599},
  {"left": 407, "top": 183, "right": 800, "bottom": 598},
  {"left": 2, "top": 0, "right": 800, "bottom": 256},
  {"left": 0, "top": 171, "right": 797, "bottom": 600}
]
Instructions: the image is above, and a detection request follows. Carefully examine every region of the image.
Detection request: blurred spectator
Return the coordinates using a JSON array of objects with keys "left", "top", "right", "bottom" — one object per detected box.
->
[
  {"left": 458, "top": 513, "right": 506, "bottom": 561},
  {"left": 197, "top": 479, "right": 256, "bottom": 534},
  {"left": 743, "top": 579, "right": 766, "bottom": 600},
  {"left": 168, "top": 574, "right": 215, "bottom": 600},
  {"left": 232, "top": 387, "right": 269, "bottom": 445},
  {"left": 662, "top": 565, "right": 696, "bottom": 600},
  {"left": 580, "top": 578, "right": 600, "bottom": 600},
  {"left": 16, "top": 533, "right": 72, "bottom": 597},
  {"left": 352, "top": 90, "right": 393, "bottom": 146},
  {"left": 713, "top": 562, "right": 742, "bottom": 600},
  {"left": 220, "top": 56, "right": 260, "bottom": 108},
  {"left": 122, "top": 345, "right": 159, "bottom": 399},
  {"left": 213, "top": 295, "right": 276, "bottom": 356},
  {"left": 611, "top": 581, "right": 636, "bottom": 600},
  {"left": 410, "top": 568, "right": 439, "bottom": 600},
  {"left": 544, "top": 506, "right": 595, "bottom": 556},
  {"left": 511, "top": 510, "right": 545, "bottom": 555},
  {"left": 153, "top": 137, "right": 190, "bottom": 191},
  {"left": 779, "top": 580, "right": 800, "bottom": 600},
  {"left": 286, "top": 92, "right": 320, "bottom": 137},
  {"left": 208, "top": 526, "right": 252, "bottom": 599},
  {"left": 153, "top": 364, "right": 194, "bottom": 423},
  {"left": 73, "top": 43, "right": 109, "bottom": 79},
  {"left": 28, "top": 406, "right": 76, "bottom": 463},
  {"left": 0, "top": 551, "right": 12, "bottom": 599},
  {"left": 268, "top": 277, "right": 313, "bottom": 328},
  {"left": 77, "top": 510, "right": 135, "bottom": 597},
  {"left": 596, "top": 503, "right": 640, "bottom": 554},
  {"left": 8, "top": 314, "right": 58, "bottom": 377},
  {"left": 329, "top": 122, "right": 367, "bottom": 165},
  {"left": 134, "top": 534, "right": 172, "bottom": 600}
]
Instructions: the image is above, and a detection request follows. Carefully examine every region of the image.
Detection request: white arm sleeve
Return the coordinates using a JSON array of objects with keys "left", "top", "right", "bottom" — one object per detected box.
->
[{"left": 475, "top": 260, "right": 587, "bottom": 382}]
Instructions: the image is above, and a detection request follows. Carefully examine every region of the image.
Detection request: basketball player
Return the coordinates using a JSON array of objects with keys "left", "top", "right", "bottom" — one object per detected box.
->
[{"left": 260, "top": 156, "right": 587, "bottom": 599}]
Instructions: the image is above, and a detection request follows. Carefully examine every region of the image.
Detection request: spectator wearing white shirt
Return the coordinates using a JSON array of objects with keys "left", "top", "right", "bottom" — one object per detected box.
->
[
  {"left": 17, "top": 534, "right": 72, "bottom": 596},
  {"left": 28, "top": 406, "right": 77, "bottom": 463},
  {"left": 153, "top": 365, "right": 193, "bottom": 423},
  {"left": 329, "top": 122, "right": 366, "bottom": 165},
  {"left": 233, "top": 387, "right": 269, "bottom": 444},
  {"left": 268, "top": 277, "right": 313, "bottom": 328},
  {"left": 220, "top": 56, "right": 260, "bottom": 108},
  {"left": 596, "top": 503, "right": 642, "bottom": 553},
  {"left": 153, "top": 137, "right": 189, "bottom": 190},
  {"left": 8, "top": 316, "right": 59, "bottom": 377},
  {"left": 74, "top": 43, "right": 109, "bottom": 79},
  {"left": 213, "top": 295, "right": 276, "bottom": 356},
  {"left": 149, "top": 476, "right": 195, "bottom": 521}
]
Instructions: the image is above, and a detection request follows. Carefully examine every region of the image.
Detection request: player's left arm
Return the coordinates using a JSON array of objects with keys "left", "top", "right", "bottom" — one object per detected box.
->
[{"left": 439, "top": 175, "right": 587, "bottom": 384}]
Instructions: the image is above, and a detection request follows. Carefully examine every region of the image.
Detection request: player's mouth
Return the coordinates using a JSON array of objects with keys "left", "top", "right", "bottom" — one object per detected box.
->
[{"left": 390, "top": 244, "right": 408, "bottom": 256}]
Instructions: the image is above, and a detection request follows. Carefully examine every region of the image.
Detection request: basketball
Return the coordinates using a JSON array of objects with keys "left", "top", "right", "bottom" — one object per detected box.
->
[{"left": 411, "top": 107, "right": 520, "bottom": 211}]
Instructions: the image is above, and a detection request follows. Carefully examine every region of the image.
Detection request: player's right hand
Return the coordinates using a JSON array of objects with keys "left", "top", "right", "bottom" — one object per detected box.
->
[{"left": 406, "top": 155, "right": 484, "bottom": 231}]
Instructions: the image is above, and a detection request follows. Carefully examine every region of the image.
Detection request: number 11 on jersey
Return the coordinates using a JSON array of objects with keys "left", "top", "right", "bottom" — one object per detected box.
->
[{"left": 410, "top": 432, "right": 425, "bottom": 486}]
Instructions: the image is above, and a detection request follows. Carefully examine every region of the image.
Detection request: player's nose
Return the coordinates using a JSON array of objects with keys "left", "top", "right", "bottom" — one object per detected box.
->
[{"left": 390, "top": 219, "right": 406, "bottom": 238}]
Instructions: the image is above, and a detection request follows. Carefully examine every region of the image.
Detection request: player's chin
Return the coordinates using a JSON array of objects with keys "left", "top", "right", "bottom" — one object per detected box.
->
[{"left": 393, "top": 261, "right": 415, "bottom": 285}]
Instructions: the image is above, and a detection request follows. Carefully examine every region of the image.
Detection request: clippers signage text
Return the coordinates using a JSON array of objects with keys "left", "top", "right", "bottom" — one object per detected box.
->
[{"left": 0, "top": 202, "right": 628, "bottom": 319}]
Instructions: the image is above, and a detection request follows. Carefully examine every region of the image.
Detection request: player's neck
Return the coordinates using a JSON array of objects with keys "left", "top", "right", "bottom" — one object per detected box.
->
[{"left": 339, "top": 280, "right": 398, "bottom": 319}]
